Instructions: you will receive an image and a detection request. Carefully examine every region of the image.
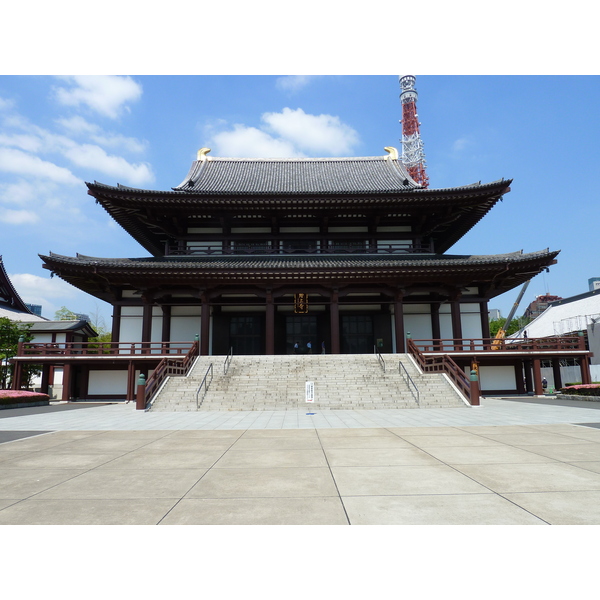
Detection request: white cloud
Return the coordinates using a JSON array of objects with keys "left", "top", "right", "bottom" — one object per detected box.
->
[
  {"left": 10, "top": 273, "right": 77, "bottom": 299},
  {"left": 0, "top": 180, "right": 38, "bottom": 206},
  {"left": 0, "top": 208, "right": 39, "bottom": 224},
  {"left": 0, "top": 147, "right": 80, "bottom": 185},
  {"left": 0, "top": 96, "right": 16, "bottom": 111},
  {"left": 206, "top": 107, "right": 360, "bottom": 158},
  {"left": 275, "top": 76, "right": 316, "bottom": 92},
  {"left": 210, "top": 124, "right": 303, "bottom": 158},
  {"left": 8, "top": 272, "right": 88, "bottom": 319},
  {"left": 261, "top": 107, "right": 359, "bottom": 155},
  {"left": 56, "top": 116, "right": 147, "bottom": 153},
  {"left": 62, "top": 143, "right": 154, "bottom": 186},
  {"left": 452, "top": 137, "right": 472, "bottom": 152},
  {"left": 53, "top": 75, "right": 143, "bottom": 119},
  {"left": 1, "top": 117, "right": 153, "bottom": 186},
  {"left": 0, "top": 132, "right": 44, "bottom": 153}
]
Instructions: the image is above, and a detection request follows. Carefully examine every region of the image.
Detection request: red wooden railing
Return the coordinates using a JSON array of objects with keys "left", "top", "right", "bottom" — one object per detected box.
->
[
  {"left": 143, "top": 340, "right": 199, "bottom": 409},
  {"left": 19, "top": 341, "right": 195, "bottom": 357},
  {"left": 406, "top": 339, "right": 473, "bottom": 404},
  {"left": 410, "top": 336, "right": 586, "bottom": 354}
]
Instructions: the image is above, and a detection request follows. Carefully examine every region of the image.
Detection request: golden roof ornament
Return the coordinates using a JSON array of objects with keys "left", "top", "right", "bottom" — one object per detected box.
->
[
  {"left": 197, "top": 147, "right": 211, "bottom": 161},
  {"left": 384, "top": 146, "right": 399, "bottom": 160}
]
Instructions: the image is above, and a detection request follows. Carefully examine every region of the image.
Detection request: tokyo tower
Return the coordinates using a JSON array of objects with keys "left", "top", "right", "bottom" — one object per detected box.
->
[{"left": 399, "top": 75, "right": 429, "bottom": 188}]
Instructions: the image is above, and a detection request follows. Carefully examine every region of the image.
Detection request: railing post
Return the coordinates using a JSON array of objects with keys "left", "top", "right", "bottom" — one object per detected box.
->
[
  {"left": 136, "top": 373, "right": 146, "bottom": 410},
  {"left": 469, "top": 369, "right": 480, "bottom": 406}
]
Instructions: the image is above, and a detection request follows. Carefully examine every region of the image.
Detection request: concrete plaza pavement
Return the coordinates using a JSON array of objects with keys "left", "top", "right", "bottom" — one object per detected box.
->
[{"left": 1, "top": 396, "right": 600, "bottom": 525}]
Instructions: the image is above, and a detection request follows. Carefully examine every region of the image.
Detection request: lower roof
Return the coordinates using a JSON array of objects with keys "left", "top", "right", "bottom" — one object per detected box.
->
[{"left": 41, "top": 249, "right": 559, "bottom": 304}]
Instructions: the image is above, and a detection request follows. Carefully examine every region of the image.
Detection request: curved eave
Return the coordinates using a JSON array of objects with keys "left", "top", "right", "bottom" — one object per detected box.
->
[
  {"left": 86, "top": 178, "right": 512, "bottom": 256},
  {"left": 87, "top": 178, "right": 511, "bottom": 201},
  {"left": 0, "top": 255, "right": 35, "bottom": 314},
  {"left": 40, "top": 248, "right": 558, "bottom": 303}
]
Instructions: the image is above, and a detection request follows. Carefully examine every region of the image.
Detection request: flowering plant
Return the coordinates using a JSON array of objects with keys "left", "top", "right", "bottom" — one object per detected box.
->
[
  {"left": 560, "top": 384, "right": 600, "bottom": 397},
  {"left": 0, "top": 390, "right": 50, "bottom": 405}
]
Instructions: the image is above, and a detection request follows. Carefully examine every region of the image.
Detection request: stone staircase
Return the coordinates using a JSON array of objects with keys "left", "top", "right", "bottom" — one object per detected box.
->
[{"left": 149, "top": 353, "right": 468, "bottom": 412}]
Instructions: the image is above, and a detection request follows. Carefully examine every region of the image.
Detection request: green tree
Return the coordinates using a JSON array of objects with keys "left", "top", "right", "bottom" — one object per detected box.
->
[
  {"left": 0, "top": 317, "right": 39, "bottom": 389},
  {"left": 55, "top": 306, "right": 112, "bottom": 352},
  {"left": 54, "top": 306, "right": 77, "bottom": 320},
  {"left": 489, "top": 315, "right": 531, "bottom": 338}
]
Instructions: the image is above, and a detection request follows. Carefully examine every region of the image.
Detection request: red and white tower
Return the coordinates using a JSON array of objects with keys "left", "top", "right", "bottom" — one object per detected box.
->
[{"left": 399, "top": 75, "right": 429, "bottom": 188}]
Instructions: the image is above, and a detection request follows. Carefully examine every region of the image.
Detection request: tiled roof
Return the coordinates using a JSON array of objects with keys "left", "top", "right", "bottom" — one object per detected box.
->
[
  {"left": 0, "top": 255, "right": 38, "bottom": 316},
  {"left": 0, "top": 305, "right": 47, "bottom": 323},
  {"left": 42, "top": 249, "right": 558, "bottom": 272},
  {"left": 172, "top": 154, "right": 419, "bottom": 194}
]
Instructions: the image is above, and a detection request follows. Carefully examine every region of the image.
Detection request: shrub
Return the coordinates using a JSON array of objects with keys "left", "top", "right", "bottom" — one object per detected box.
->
[
  {"left": 560, "top": 384, "right": 600, "bottom": 397},
  {"left": 0, "top": 390, "right": 50, "bottom": 406}
]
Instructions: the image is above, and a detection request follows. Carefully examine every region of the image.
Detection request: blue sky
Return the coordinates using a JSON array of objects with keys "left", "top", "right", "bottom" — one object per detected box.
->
[{"left": 1, "top": 74, "right": 599, "bottom": 326}]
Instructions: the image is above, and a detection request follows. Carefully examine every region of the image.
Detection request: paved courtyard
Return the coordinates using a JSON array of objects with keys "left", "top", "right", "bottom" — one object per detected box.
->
[{"left": 1, "top": 397, "right": 600, "bottom": 525}]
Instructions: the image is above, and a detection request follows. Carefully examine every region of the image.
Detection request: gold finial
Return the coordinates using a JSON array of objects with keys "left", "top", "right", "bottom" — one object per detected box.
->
[
  {"left": 197, "top": 147, "right": 211, "bottom": 161},
  {"left": 384, "top": 146, "right": 399, "bottom": 160}
]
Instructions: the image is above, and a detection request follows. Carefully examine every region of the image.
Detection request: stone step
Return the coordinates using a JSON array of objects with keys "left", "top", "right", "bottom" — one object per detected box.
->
[{"left": 150, "top": 354, "right": 466, "bottom": 412}]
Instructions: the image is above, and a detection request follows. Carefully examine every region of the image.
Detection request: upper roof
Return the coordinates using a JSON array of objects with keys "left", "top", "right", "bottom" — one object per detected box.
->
[
  {"left": 86, "top": 148, "right": 512, "bottom": 257},
  {"left": 173, "top": 151, "right": 419, "bottom": 194}
]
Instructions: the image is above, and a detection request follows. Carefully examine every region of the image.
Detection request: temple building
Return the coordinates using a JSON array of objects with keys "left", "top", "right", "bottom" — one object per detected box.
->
[
  {"left": 40, "top": 147, "right": 558, "bottom": 356},
  {"left": 12, "top": 145, "right": 584, "bottom": 401}
]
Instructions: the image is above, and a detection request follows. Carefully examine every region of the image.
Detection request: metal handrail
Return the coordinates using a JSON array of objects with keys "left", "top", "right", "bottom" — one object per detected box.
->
[
  {"left": 399, "top": 359, "right": 420, "bottom": 405},
  {"left": 374, "top": 345, "right": 385, "bottom": 373},
  {"left": 224, "top": 347, "right": 233, "bottom": 376},
  {"left": 196, "top": 363, "right": 213, "bottom": 409}
]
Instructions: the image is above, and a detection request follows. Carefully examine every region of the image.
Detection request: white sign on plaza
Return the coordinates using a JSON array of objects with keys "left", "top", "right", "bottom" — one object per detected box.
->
[{"left": 305, "top": 381, "right": 314, "bottom": 403}]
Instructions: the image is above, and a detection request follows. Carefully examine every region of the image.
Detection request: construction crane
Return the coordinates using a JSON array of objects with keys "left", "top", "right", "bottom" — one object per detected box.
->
[
  {"left": 492, "top": 280, "right": 530, "bottom": 348},
  {"left": 399, "top": 75, "right": 429, "bottom": 188}
]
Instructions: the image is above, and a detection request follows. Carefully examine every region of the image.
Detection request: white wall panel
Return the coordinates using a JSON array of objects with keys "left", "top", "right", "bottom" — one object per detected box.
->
[
  {"left": 404, "top": 314, "right": 432, "bottom": 340},
  {"left": 170, "top": 315, "right": 201, "bottom": 342},
  {"left": 479, "top": 366, "right": 516, "bottom": 391},
  {"left": 88, "top": 370, "right": 128, "bottom": 395}
]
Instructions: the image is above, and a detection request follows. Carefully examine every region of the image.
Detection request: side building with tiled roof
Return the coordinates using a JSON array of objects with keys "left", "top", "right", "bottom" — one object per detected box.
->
[{"left": 33, "top": 147, "right": 560, "bottom": 399}]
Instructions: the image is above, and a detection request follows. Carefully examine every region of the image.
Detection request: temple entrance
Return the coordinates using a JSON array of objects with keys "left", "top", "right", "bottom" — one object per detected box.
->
[
  {"left": 341, "top": 315, "right": 373, "bottom": 353},
  {"left": 286, "top": 315, "right": 318, "bottom": 354},
  {"left": 229, "top": 316, "right": 263, "bottom": 355}
]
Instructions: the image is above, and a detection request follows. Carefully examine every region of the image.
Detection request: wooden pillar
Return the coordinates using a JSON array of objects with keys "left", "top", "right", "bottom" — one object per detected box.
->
[
  {"left": 200, "top": 294, "right": 210, "bottom": 356},
  {"left": 580, "top": 355, "right": 592, "bottom": 384},
  {"left": 515, "top": 360, "right": 526, "bottom": 394},
  {"left": 11, "top": 361, "right": 23, "bottom": 390},
  {"left": 552, "top": 357, "right": 563, "bottom": 390},
  {"left": 161, "top": 305, "right": 172, "bottom": 347},
  {"left": 62, "top": 363, "right": 72, "bottom": 401},
  {"left": 126, "top": 361, "right": 136, "bottom": 402},
  {"left": 394, "top": 292, "right": 405, "bottom": 353},
  {"left": 480, "top": 301, "right": 491, "bottom": 340},
  {"left": 431, "top": 302, "right": 441, "bottom": 350},
  {"left": 450, "top": 296, "right": 463, "bottom": 350},
  {"left": 111, "top": 304, "right": 122, "bottom": 343},
  {"left": 532, "top": 358, "right": 543, "bottom": 395},
  {"left": 330, "top": 289, "right": 340, "bottom": 354},
  {"left": 79, "top": 365, "right": 89, "bottom": 400},
  {"left": 141, "top": 300, "right": 153, "bottom": 353},
  {"left": 265, "top": 289, "right": 275, "bottom": 355},
  {"left": 523, "top": 359, "right": 533, "bottom": 394},
  {"left": 469, "top": 362, "right": 480, "bottom": 406}
]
